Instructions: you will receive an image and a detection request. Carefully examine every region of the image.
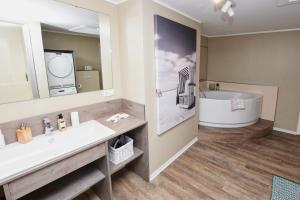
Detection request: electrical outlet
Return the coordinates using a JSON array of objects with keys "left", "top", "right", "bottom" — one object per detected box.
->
[{"left": 101, "top": 89, "right": 114, "bottom": 97}]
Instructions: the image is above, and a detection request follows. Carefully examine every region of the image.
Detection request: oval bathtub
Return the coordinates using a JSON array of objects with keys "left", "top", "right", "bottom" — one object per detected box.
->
[{"left": 199, "top": 91, "right": 263, "bottom": 128}]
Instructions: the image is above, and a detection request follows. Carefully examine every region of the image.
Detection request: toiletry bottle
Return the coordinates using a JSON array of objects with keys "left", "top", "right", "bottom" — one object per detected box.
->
[
  {"left": 58, "top": 114, "right": 67, "bottom": 131},
  {"left": 216, "top": 83, "right": 220, "bottom": 91},
  {"left": 0, "top": 129, "right": 6, "bottom": 148},
  {"left": 16, "top": 123, "right": 32, "bottom": 144}
]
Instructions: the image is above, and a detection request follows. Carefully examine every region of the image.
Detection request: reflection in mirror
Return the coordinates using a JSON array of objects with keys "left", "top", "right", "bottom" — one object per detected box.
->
[
  {"left": 0, "top": 0, "right": 113, "bottom": 103},
  {"left": 40, "top": 5, "right": 104, "bottom": 96},
  {"left": 0, "top": 22, "right": 38, "bottom": 104}
]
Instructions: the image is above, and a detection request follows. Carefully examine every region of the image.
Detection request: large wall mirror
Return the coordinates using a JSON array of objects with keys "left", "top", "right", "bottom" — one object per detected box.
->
[{"left": 0, "top": 0, "right": 113, "bottom": 104}]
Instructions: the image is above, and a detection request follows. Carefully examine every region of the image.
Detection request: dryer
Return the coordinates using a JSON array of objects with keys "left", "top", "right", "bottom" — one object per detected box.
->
[{"left": 44, "top": 50, "right": 77, "bottom": 97}]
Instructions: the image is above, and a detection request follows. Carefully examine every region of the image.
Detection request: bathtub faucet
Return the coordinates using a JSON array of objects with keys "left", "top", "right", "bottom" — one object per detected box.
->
[{"left": 200, "top": 89, "right": 207, "bottom": 98}]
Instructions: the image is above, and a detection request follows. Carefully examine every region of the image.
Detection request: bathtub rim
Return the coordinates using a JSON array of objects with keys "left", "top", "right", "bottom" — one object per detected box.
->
[{"left": 200, "top": 90, "right": 263, "bottom": 101}]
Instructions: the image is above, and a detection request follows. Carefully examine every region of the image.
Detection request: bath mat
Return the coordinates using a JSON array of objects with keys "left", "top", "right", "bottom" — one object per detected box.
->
[{"left": 270, "top": 175, "right": 300, "bottom": 200}]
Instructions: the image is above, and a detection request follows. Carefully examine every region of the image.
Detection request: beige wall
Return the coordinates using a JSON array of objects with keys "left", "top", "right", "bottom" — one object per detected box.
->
[
  {"left": 200, "top": 35, "right": 208, "bottom": 81},
  {"left": 118, "top": 0, "right": 145, "bottom": 104},
  {"left": 207, "top": 31, "right": 300, "bottom": 131},
  {"left": 0, "top": 0, "right": 122, "bottom": 123},
  {"left": 42, "top": 31, "right": 101, "bottom": 71}
]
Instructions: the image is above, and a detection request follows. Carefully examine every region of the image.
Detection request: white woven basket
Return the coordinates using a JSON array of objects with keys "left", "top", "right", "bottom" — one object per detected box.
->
[{"left": 109, "top": 136, "right": 134, "bottom": 165}]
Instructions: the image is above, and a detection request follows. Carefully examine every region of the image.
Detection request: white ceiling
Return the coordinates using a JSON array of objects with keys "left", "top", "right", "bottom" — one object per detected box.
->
[
  {"left": 0, "top": 0, "right": 100, "bottom": 36},
  {"left": 154, "top": 0, "right": 300, "bottom": 36},
  {"left": 2, "top": 0, "right": 300, "bottom": 37},
  {"left": 105, "top": 0, "right": 300, "bottom": 36}
]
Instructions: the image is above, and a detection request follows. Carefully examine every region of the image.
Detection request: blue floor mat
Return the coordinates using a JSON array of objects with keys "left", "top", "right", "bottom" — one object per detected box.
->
[{"left": 271, "top": 175, "right": 300, "bottom": 200}]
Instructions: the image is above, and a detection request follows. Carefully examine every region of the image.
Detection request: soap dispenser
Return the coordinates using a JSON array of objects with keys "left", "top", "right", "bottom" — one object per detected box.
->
[
  {"left": 0, "top": 129, "right": 5, "bottom": 148},
  {"left": 57, "top": 114, "right": 67, "bottom": 131}
]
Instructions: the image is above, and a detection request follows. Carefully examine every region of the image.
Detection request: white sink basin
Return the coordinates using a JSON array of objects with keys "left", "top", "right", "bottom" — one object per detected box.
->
[{"left": 0, "top": 120, "right": 115, "bottom": 184}]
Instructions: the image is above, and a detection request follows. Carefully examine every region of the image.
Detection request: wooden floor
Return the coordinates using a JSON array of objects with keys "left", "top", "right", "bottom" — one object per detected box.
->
[{"left": 78, "top": 130, "right": 300, "bottom": 200}]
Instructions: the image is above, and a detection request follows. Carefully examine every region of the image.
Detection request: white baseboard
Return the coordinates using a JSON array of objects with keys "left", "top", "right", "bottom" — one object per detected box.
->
[
  {"left": 273, "top": 127, "right": 300, "bottom": 135},
  {"left": 149, "top": 137, "right": 198, "bottom": 182}
]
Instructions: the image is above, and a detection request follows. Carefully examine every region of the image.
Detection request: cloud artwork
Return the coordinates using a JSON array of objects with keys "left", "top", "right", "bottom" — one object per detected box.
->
[{"left": 155, "top": 15, "right": 197, "bottom": 135}]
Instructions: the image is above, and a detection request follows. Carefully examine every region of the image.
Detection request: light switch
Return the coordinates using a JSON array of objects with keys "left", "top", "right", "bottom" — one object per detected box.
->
[{"left": 101, "top": 89, "right": 114, "bottom": 97}]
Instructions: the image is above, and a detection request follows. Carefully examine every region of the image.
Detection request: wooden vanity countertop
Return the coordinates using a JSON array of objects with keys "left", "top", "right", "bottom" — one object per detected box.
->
[{"left": 96, "top": 114, "right": 147, "bottom": 139}]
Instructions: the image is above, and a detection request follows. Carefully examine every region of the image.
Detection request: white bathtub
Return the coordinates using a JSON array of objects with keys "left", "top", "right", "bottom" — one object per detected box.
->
[{"left": 199, "top": 91, "right": 263, "bottom": 128}]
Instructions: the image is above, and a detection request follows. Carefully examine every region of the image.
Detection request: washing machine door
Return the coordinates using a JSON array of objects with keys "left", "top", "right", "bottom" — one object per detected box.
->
[
  {"left": 45, "top": 51, "right": 77, "bottom": 90},
  {"left": 48, "top": 55, "right": 73, "bottom": 78}
]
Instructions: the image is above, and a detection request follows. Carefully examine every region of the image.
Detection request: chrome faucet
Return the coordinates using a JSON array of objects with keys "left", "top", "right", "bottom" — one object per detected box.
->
[
  {"left": 200, "top": 88, "right": 207, "bottom": 98},
  {"left": 43, "top": 118, "right": 54, "bottom": 134}
]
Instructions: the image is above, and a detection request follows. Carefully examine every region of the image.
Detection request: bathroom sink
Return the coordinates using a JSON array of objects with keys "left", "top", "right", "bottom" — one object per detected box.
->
[{"left": 0, "top": 120, "right": 115, "bottom": 184}]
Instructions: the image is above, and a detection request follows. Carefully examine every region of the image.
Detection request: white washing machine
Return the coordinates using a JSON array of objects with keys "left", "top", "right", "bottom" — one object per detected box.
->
[{"left": 44, "top": 50, "right": 78, "bottom": 97}]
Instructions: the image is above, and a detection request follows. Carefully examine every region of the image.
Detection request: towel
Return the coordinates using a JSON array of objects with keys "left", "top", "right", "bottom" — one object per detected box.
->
[{"left": 231, "top": 98, "right": 245, "bottom": 111}]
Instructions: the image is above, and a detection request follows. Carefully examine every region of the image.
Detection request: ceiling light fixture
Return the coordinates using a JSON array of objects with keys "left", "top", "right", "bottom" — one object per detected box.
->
[
  {"left": 213, "top": 0, "right": 223, "bottom": 4},
  {"left": 221, "top": 0, "right": 232, "bottom": 13},
  {"left": 227, "top": 7, "right": 235, "bottom": 17},
  {"left": 214, "top": 0, "right": 235, "bottom": 19}
]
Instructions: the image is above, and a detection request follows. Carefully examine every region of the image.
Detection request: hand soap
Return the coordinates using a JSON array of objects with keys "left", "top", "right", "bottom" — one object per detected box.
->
[
  {"left": 16, "top": 123, "right": 32, "bottom": 144},
  {"left": 57, "top": 114, "right": 67, "bottom": 131},
  {"left": 0, "top": 129, "right": 5, "bottom": 148}
]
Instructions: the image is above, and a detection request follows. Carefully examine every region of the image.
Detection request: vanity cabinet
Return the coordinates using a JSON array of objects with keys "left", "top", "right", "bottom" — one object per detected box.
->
[
  {"left": 3, "top": 143, "right": 111, "bottom": 200},
  {"left": 1, "top": 117, "right": 149, "bottom": 200},
  {"left": 7, "top": 144, "right": 105, "bottom": 199}
]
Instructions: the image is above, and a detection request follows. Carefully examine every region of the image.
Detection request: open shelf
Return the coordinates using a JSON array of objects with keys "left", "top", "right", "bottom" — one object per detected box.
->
[
  {"left": 21, "top": 165, "right": 105, "bottom": 200},
  {"left": 110, "top": 147, "right": 144, "bottom": 175}
]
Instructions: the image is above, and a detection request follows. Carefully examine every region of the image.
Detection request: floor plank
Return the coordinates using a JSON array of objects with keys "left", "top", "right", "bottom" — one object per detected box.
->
[{"left": 78, "top": 130, "right": 300, "bottom": 200}]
